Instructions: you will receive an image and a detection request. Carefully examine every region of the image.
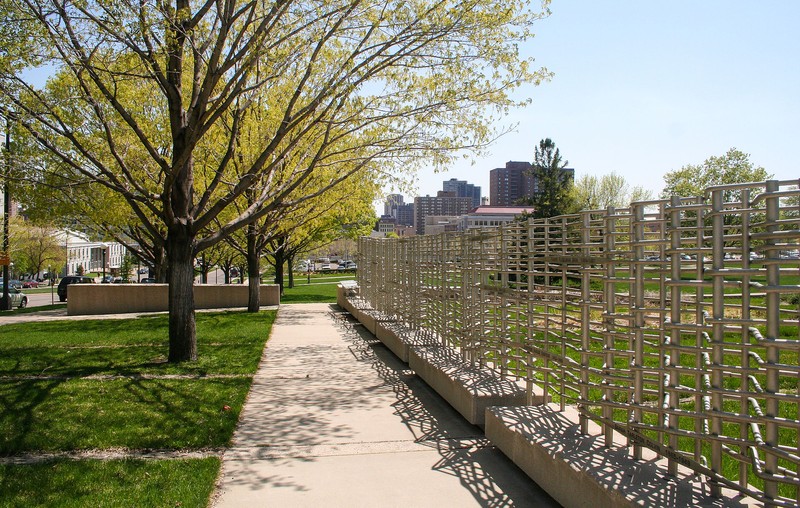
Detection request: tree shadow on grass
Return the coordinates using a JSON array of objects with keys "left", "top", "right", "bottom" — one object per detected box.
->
[{"left": 0, "top": 375, "right": 247, "bottom": 455}]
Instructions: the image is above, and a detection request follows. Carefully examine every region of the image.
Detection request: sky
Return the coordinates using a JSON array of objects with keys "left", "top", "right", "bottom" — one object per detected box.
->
[{"left": 381, "top": 1, "right": 800, "bottom": 210}]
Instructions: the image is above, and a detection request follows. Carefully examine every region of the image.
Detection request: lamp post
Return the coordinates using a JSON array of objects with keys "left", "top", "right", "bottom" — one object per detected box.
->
[
  {"left": 101, "top": 247, "right": 107, "bottom": 282},
  {"left": 64, "top": 232, "right": 69, "bottom": 278},
  {"left": 1, "top": 112, "right": 12, "bottom": 310}
]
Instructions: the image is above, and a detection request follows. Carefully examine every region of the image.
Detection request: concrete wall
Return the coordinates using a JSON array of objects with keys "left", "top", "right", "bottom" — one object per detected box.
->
[{"left": 67, "top": 284, "right": 280, "bottom": 315}]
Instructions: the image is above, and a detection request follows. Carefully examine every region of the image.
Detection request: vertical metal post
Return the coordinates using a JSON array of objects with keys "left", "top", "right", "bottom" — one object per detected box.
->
[
  {"left": 603, "top": 207, "right": 616, "bottom": 447},
  {"left": 764, "top": 180, "right": 780, "bottom": 503},
  {"left": 526, "top": 218, "right": 536, "bottom": 405},
  {"left": 631, "top": 202, "right": 645, "bottom": 460},
  {"left": 667, "top": 195, "right": 682, "bottom": 476},
  {"left": 738, "top": 188, "right": 751, "bottom": 492},
  {"left": 499, "top": 227, "right": 507, "bottom": 372},
  {"left": 709, "top": 188, "right": 725, "bottom": 497}
]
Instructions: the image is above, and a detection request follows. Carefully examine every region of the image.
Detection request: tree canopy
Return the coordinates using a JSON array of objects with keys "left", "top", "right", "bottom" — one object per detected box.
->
[
  {"left": 8, "top": 219, "right": 63, "bottom": 278},
  {"left": 1, "top": 0, "right": 551, "bottom": 361},
  {"left": 661, "top": 148, "right": 771, "bottom": 199},
  {"left": 573, "top": 172, "right": 653, "bottom": 211}
]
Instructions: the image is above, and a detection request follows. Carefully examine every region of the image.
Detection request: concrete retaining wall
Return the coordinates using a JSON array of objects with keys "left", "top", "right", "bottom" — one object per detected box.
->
[
  {"left": 485, "top": 405, "right": 757, "bottom": 508},
  {"left": 338, "top": 284, "right": 529, "bottom": 427},
  {"left": 408, "top": 345, "right": 528, "bottom": 427},
  {"left": 67, "top": 284, "right": 280, "bottom": 315}
]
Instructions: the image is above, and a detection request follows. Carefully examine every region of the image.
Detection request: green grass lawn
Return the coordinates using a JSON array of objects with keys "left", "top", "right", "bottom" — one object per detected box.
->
[
  {"left": 280, "top": 273, "right": 352, "bottom": 303},
  {"left": 0, "top": 310, "right": 275, "bottom": 507},
  {"left": 0, "top": 458, "right": 220, "bottom": 508}
]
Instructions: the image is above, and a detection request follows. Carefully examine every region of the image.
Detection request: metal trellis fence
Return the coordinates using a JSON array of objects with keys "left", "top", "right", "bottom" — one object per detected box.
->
[{"left": 357, "top": 180, "right": 800, "bottom": 506}]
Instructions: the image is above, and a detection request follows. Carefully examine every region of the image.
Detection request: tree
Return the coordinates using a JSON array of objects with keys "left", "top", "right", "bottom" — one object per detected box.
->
[
  {"left": 662, "top": 149, "right": 772, "bottom": 249},
  {"left": 8, "top": 219, "right": 62, "bottom": 279},
  {"left": 16, "top": 168, "right": 173, "bottom": 282},
  {"left": 573, "top": 172, "right": 654, "bottom": 211},
  {"left": 1, "top": 0, "right": 550, "bottom": 362},
  {"left": 264, "top": 177, "right": 376, "bottom": 293},
  {"left": 215, "top": 242, "right": 241, "bottom": 285},
  {"left": 526, "top": 138, "right": 576, "bottom": 218},
  {"left": 661, "top": 148, "right": 771, "bottom": 199},
  {"left": 119, "top": 254, "right": 134, "bottom": 282}
]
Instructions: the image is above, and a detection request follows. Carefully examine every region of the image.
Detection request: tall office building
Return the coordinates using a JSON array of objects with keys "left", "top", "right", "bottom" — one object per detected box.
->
[
  {"left": 382, "top": 193, "right": 414, "bottom": 228},
  {"left": 442, "top": 178, "right": 482, "bottom": 209},
  {"left": 413, "top": 191, "right": 473, "bottom": 235},
  {"left": 384, "top": 194, "right": 404, "bottom": 217},
  {"left": 489, "top": 161, "right": 574, "bottom": 206},
  {"left": 489, "top": 161, "right": 532, "bottom": 206},
  {"left": 396, "top": 203, "right": 414, "bottom": 227}
]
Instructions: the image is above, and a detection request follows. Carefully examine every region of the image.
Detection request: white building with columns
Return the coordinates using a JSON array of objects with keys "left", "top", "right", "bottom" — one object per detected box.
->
[{"left": 53, "top": 230, "right": 130, "bottom": 277}]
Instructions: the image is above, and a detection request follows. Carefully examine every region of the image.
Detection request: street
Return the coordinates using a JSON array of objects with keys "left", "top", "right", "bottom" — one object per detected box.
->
[{"left": 25, "top": 290, "right": 62, "bottom": 308}]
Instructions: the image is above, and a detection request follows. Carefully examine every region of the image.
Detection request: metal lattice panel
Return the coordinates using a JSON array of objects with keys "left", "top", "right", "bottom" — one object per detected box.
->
[{"left": 357, "top": 180, "right": 800, "bottom": 505}]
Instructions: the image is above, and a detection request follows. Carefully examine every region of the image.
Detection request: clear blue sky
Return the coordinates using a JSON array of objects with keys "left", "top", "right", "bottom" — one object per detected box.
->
[{"left": 386, "top": 1, "right": 799, "bottom": 208}]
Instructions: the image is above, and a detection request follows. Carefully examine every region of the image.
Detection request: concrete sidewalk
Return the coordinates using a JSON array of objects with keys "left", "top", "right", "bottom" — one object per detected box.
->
[{"left": 212, "top": 303, "right": 558, "bottom": 507}]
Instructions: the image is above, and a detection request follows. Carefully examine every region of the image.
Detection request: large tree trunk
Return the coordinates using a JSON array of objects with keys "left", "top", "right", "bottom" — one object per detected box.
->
[
  {"left": 221, "top": 261, "right": 232, "bottom": 284},
  {"left": 273, "top": 249, "right": 286, "bottom": 296},
  {"left": 246, "top": 224, "right": 260, "bottom": 312},
  {"left": 166, "top": 118, "right": 196, "bottom": 361},
  {"left": 287, "top": 253, "right": 294, "bottom": 289},
  {"left": 200, "top": 256, "right": 208, "bottom": 283},
  {"left": 167, "top": 223, "right": 197, "bottom": 362},
  {"left": 153, "top": 243, "right": 169, "bottom": 283}
]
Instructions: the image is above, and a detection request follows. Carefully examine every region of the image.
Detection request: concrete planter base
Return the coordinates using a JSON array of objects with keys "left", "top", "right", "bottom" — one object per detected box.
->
[
  {"left": 485, "top": 404, "right": 757, "bottom": 508},
  {"left": 67, "top": 284, "right": 280, "bottom": 315}
]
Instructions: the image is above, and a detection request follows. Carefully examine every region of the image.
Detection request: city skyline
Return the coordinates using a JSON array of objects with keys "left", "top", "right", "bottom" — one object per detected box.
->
[{"left": 378, "top": 2, "right": 799, "bottom": 213}]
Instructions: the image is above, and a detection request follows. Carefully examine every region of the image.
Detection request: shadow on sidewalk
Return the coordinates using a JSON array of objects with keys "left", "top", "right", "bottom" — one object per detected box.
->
[{"left": 330, "top": 305, "right": 556, "bottom": 507}]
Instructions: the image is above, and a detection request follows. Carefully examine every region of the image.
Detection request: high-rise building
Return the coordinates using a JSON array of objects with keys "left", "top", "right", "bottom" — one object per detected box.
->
[
  {"left": 414, "top": 191, "right": 473, "bottom": 235},
  {"left": 442, "top": 178, "right": 481, "bottom": 208},
  {"left": 384, "top": 193, "right": 404, "bottom": 217},
  {"left": 527, "top": 168, "right": 576, "bottom": 197},
  {"left": 383, "top": 193, "right": 414, "bottom": 227},
  {"left": 489, "top": 161, "right": 574, "bottom": 206},
  {"left": 489, "top": 161, "right": 532, "bottom": 206},
  {"left": 396, "top": 203, "right": 414, "bottom": 227},
  {"left": 383, "top": 194, "right": 414, "bottom": 226}
]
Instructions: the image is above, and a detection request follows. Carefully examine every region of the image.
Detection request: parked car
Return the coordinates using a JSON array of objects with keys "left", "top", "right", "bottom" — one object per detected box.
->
[
  {"left": 337, "top": 261, "right": 357, "bottom": 271},
  {"left": 140, "top": 278, "right": 157, "bottom": 283},
  {"left": 6, "top": 286, "right": 27, "bottom": 308},
  {"left": 320, "top": 263, "right": 332, "bottom": 272},
  {"left": 56, "top": 276, "right": 95, "bottom": 302},
  {"left": 22, "top": 280, "right": 40, "bottom": 288}
]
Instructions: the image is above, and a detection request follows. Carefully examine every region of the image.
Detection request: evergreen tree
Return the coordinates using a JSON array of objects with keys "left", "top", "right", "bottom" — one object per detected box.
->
[{"left": 527, "top": 138, "right": 576, "bottom": 218}]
